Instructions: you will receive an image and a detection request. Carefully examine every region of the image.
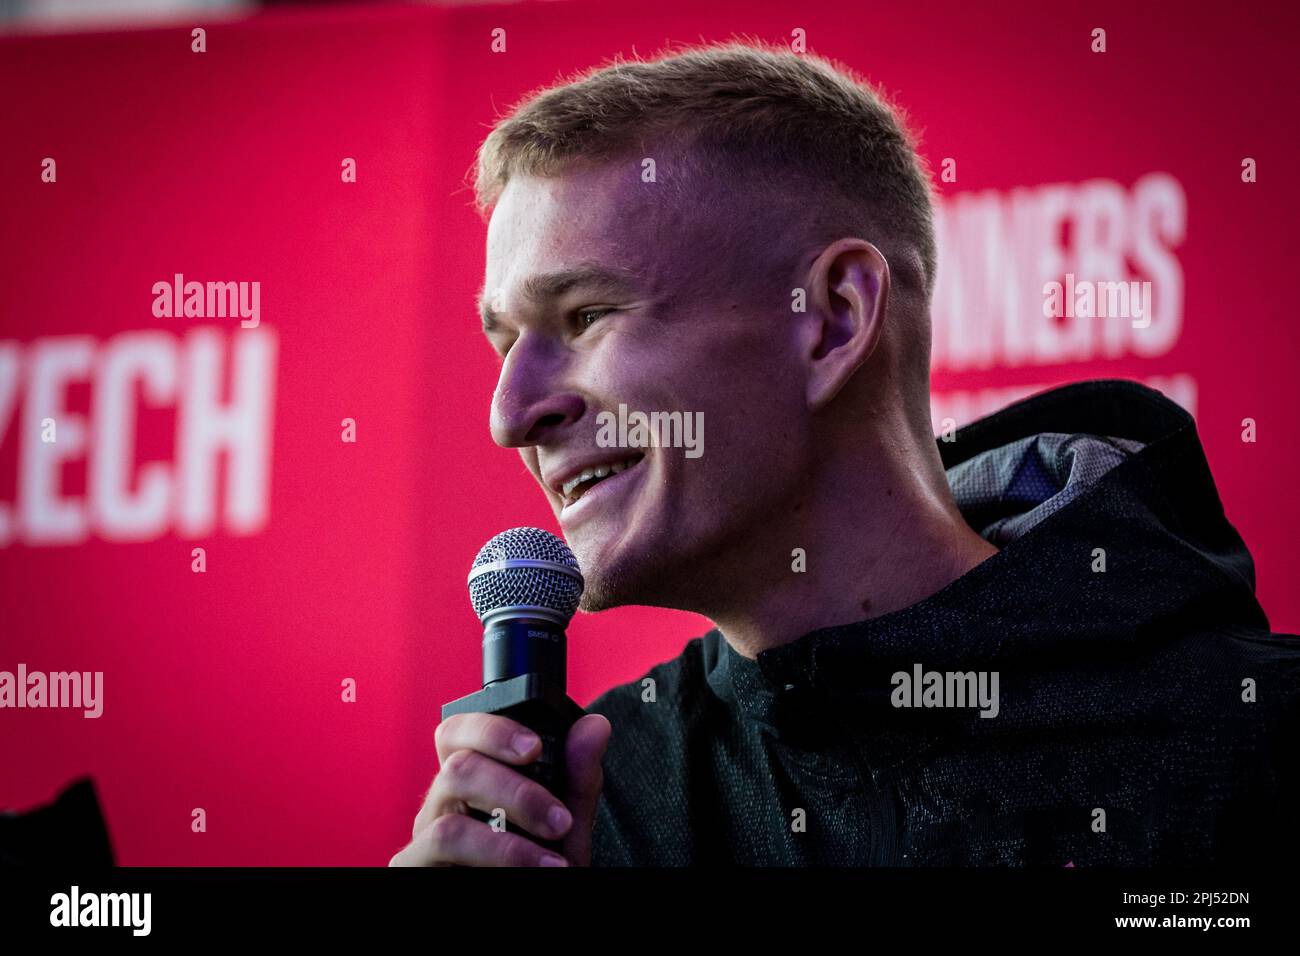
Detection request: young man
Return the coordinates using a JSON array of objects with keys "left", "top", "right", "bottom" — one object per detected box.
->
[{"left": 391, "top": 41, "right": 1300, "bottom": 867}]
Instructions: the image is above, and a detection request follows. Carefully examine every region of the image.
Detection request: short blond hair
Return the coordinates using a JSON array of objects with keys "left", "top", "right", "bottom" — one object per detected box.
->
[{"left": 473, "top": 39, "right": 937, "bottom": 303}]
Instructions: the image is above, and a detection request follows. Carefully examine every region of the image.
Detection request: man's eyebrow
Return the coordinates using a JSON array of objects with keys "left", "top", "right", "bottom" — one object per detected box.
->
[{"left": 478, "top": 264, "right": 644, "bottom": 329}]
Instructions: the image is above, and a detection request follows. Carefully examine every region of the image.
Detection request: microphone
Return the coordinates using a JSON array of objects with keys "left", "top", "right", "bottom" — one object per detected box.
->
[{"left": 441, "top": 527, "right": 588, "bottom": 855}]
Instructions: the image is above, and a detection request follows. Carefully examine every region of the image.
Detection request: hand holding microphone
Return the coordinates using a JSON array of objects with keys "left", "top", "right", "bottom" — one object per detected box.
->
[{"left": 390, "top": 528, "right": 611, "bottom": 867}]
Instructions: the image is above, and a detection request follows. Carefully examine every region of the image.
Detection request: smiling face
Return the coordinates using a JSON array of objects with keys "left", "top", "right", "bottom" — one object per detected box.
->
[{"left": 480, "top": 158, "right": 816, "bottom": 612}]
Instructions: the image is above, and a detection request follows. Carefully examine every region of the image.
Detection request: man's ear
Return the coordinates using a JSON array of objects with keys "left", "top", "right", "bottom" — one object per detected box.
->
[{"left": 798, "top": 239, "right": 890, "bottom": 410}]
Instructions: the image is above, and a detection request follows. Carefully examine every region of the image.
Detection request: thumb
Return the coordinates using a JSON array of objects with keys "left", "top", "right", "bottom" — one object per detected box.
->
[{"left": 561, "top": 713, "right": 612, "bottom": 866}]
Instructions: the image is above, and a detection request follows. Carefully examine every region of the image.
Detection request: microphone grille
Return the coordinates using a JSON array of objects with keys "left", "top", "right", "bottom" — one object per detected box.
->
[{"left": 468, "top": 527, "right": 584, "bottom": 624}]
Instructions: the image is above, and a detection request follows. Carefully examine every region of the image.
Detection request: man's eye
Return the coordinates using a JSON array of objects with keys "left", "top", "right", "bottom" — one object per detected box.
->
[{"left": 576, "top": 307, "right": 615, "bottom": 329}]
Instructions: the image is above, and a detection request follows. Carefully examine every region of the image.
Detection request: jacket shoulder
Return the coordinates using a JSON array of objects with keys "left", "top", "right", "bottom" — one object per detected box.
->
[
  {"left": 1207, "top": 624, "right": 1300, "bottom": 708},
  {"left": 584, "top": 634, "right": 711, "bottom": 722},
  {"left": 583, "top": 634, "right": 716, "bottom": 866}
]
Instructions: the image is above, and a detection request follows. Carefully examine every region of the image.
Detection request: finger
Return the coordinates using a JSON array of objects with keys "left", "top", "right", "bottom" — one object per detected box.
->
[
  {"left": 561, "top": 714, "right": 612, "bottom": 866},
  {"left": 411, "top": 712, "right": 543, "bottom": 841},
  {"left": 390, "top": 812, "right": 569, "bottom": 867},
  {"left": 434, "top": 712, "right": 542, "bottom": 768},
  {"left": 417, "top": 748, "right": 573, "bottom": 845}
]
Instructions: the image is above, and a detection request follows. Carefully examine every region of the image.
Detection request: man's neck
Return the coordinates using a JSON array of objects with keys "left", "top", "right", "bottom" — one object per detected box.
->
[{"left": 704, "top": 442, "right": 999, "bottom": 661}]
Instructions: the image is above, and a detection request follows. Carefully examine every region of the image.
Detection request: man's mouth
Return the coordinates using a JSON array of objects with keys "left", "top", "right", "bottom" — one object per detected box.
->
[{"left": 559, "top": 453, "right": 645, "bottom": 506}]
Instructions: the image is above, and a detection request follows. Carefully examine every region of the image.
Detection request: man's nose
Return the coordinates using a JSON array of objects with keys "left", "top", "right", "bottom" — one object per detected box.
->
[{"left": 489, "top": 335, "right": 586, "bottom": 448}]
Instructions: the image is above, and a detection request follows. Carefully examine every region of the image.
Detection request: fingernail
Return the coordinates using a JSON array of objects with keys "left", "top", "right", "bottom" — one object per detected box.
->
[
  {"left": 512, "top": 733, "right": 537, "bottom": 756},
  {"left": 548, "top": 804, "right": 572, "bottom": 835},
  {"left": 540, "top": 854, "right": 568, "bottom": 867}
]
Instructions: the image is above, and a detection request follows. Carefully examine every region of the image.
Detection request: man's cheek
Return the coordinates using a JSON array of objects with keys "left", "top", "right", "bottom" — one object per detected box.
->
[{"left": 518, "top": 449, "right": 544, "bottom": 487}]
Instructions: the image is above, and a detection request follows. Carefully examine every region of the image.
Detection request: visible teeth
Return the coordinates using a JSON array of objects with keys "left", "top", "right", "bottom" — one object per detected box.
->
[{"left": 559, "top": 457, "right": 641, "bottom": 503}]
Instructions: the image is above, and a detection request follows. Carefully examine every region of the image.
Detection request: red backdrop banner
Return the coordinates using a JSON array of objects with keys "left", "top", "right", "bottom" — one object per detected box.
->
[{"left": 1, "top": 0, "right": 1296, "bottom": 864}]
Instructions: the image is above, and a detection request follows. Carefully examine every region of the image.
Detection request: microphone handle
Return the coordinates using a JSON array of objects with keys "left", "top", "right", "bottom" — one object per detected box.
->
[
  {"left": 444, "top": 617, "right": 587, "bottom": 859},
  {"left": 467, "top": 703, "right": 571, "bottom": 855}
]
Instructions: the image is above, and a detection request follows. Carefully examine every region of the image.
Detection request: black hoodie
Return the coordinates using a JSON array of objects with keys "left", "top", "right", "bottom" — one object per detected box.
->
[{"left": 586, "top": 379, "right": 1300, "bottom": 865}]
